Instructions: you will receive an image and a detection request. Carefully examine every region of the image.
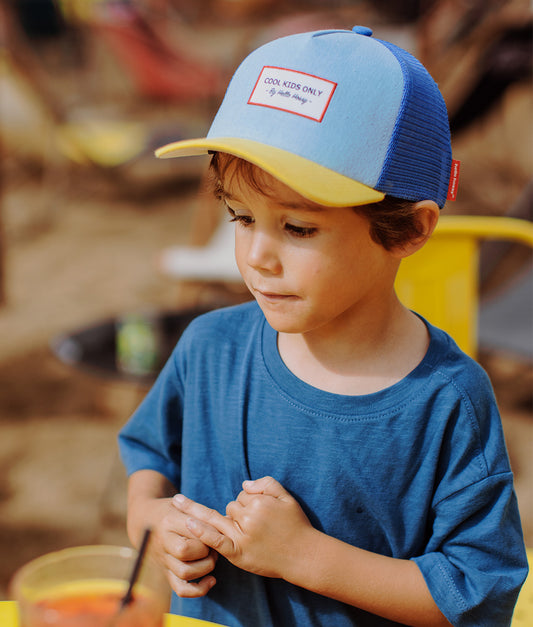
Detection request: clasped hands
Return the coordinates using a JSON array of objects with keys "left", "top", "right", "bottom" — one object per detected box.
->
[{"left": 162, "top": 476, "right": 316, "bottom": 597}]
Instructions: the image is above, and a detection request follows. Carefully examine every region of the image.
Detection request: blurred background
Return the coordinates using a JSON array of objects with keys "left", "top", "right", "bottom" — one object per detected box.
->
[{"left": 0, "top": 0, "right": 531, "bottom": 598}]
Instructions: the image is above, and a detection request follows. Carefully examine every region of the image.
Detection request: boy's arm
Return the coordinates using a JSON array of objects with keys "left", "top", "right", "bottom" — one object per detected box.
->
[
  {"left": 127, "top": 469, "right": 218, "bottom": 598},
  {"left": 127, "top": 469, "right": 176, "bottom": 547},
  {"left": 173, "top": 476, "right": 451, "bottom": 626},
  {"left": 292, "top": 528, "right": 451, "bottom": 627}
]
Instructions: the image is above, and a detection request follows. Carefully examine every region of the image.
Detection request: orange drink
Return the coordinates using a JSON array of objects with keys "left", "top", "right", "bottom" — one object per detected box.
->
[{"left": 10, "top": 545, "right": 170, "bottom": 627}]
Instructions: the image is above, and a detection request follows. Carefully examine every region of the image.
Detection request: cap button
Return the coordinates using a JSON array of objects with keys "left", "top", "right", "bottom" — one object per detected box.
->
[{"left": 352, "top": 25, "right": 373, "bottom": 37}]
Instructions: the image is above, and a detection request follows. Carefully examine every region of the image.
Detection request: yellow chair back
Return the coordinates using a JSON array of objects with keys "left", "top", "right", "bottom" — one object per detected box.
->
[{"left": 396, "top": 216, "right": 533, "bottom": 357}]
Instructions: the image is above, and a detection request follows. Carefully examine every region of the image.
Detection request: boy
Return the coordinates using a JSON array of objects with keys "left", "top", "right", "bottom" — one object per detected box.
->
[{"left": 118, "top": 26, "right": 528, "bottom": 626}]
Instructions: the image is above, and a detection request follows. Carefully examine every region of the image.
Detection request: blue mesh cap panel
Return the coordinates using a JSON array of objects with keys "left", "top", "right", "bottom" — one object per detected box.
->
[{"left": 376, "top": 40, "right": 452, "bottom": 208}]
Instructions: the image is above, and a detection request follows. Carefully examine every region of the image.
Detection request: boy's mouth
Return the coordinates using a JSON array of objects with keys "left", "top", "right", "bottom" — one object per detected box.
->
[{"left": 255, "top": 289, "right": 297, "bottom": 303}]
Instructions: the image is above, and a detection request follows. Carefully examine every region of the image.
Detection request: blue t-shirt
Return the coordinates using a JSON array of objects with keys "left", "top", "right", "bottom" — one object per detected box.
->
[{"left": 118, "top": 302, "right": 528, "bottom": 626}]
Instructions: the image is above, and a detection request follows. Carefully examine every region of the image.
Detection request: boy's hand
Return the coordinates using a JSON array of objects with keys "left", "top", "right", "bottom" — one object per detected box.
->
[
  {"left": 172, "top": 476, "right": 317, "bottom": 581},
  {"left": 127, "top": 470, "right": 218, "bottom": 599},
  {"left": 150, "top": 498, "right": 218, "bottom": 597}
]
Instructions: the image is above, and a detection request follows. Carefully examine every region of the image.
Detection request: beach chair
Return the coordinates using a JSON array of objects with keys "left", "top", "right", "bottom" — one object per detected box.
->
[{"left": 89, "top": 1, "right": 225, "bottom": 103}]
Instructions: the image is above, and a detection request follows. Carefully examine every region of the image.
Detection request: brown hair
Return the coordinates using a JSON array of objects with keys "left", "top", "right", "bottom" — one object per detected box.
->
[{"left": 209, "top": 152, "right": 426, "bottom": 250}]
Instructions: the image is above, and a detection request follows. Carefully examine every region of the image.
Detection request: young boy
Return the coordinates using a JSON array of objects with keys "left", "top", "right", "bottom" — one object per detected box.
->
[{"left": 118, "top": 26, "right": 528, "bottom": 626}]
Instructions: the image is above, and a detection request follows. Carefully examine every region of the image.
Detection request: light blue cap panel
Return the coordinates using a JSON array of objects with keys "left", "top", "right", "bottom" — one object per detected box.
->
[
  {"left": 156, "top": 25, "right": 454, "bottom": 207},
  {"left": 208, "top": 30, "right": 405, "bottom": 189}
]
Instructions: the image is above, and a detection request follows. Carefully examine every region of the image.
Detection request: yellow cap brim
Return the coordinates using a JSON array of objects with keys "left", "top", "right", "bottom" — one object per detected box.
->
[{"left": 155, "top": 137, "right": 384, "bottom": 207}]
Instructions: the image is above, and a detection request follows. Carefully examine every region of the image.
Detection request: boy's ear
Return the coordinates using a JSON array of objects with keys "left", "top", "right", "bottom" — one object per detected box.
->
[{"left": 392, "top": 200, "right": 440, "bottom": 259}]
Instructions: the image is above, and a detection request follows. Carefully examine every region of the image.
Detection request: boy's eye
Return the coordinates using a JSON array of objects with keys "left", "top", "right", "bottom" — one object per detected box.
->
[
  {"left": 226, "top": 205, "right": 254, "bottom": 226},
  {"left": 284, "top": 223, "right": 317, "bottom": 238},
  {"left": 226, "top": 205, "right": 317, "bottom": 237}
]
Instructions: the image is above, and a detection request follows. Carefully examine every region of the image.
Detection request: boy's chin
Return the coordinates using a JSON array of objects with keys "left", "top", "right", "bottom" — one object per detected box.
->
[{"left": 257, "top": 305, "right": 310, "bottom": 335}]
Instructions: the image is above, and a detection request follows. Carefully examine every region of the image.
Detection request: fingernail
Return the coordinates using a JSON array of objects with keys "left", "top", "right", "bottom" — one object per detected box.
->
[
  {"left": 173, "top": 494, "right": 185, "bottom": 504},
  {"left": 186, "top": 517, "right": 199, "bottom": 531},
  {"left": 243, "top": 480, "right": 253, "bottom": 488}
]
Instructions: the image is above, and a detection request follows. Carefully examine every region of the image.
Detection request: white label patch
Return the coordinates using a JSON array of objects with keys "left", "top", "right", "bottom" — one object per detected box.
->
[{"left": 248, "top": 66, "right": 337, "bottom": 122}]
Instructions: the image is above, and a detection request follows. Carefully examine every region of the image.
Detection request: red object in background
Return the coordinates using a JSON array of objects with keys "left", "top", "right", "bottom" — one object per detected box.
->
[{"left": 93, "top": 7, "right": 225, "bottom": 102}]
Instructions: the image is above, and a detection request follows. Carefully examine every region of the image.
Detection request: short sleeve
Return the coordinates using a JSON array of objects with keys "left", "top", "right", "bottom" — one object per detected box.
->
[
  {"left": 118, "top": 345, "right": 185, "bottom": 487},
  {"left": 413, "top": 472, "right": 528, "bottom": 626}
]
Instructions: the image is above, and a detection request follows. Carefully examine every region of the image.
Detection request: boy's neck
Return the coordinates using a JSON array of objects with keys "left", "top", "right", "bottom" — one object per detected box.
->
[{"left": 277, "top": 300, "right": 430, "bottom": 396}]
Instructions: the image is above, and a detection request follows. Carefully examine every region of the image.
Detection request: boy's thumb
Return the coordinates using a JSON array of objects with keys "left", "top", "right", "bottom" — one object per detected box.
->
[{"left": 243, "top": 476, "right": 287, "bottom": 498}]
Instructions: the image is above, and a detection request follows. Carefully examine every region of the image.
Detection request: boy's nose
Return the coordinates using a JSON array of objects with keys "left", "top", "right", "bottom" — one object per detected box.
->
[{"left": 245, "top": 230, "right": 281, "bottom": 274}]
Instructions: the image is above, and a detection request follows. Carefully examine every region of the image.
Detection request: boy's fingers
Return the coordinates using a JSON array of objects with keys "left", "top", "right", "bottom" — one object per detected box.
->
[
  {"left": 164, "top": 533, "right": 210, "bottom": 561},
  {"left": 226, "top": 498, "right": 245, "bottom": 518},
  {"left": 242, "top": 476, "right": 288, "bottom": 499},
  {"left": 167, "top": 570, "right": 216, "bottom": 599},
  {"left": 186, "top": 517, "right": 236, "bottom": 556},
  {"left": 165, "top": 549, "right": 218, "bottom": 582},
  {"left": 172, "top": 494, "right": 236, "bottom": 537}
]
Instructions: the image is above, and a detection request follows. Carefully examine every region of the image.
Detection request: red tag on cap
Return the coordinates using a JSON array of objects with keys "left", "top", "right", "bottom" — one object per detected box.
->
[{"left": 447, "top": 159, "right": 461, "bottom": 201}]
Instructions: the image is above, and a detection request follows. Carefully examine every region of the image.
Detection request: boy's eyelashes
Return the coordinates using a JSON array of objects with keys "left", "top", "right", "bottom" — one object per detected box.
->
[
  {"left": 226, "top": 205, "right": 253, "bottom": 226},
  {"left": 228, "top": 211, "right": 254, "bottom": 227},
  {"left": 225, "top": 206, "right": 318, "bottom": 238},
  {"left": 284, "top": 223, "right": 318, "bottom": 238}
]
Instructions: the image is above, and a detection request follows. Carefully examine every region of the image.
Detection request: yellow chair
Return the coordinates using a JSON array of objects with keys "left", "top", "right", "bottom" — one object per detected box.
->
[
  {"left": 396, "top": 215, "right": 533, "bottom": 358},
  {"left": 0, "top": 601, "right": 18, "bottom": 627}
]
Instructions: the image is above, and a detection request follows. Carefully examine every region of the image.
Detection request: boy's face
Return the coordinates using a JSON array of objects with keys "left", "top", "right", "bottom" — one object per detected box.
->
[{"left": 221, "top": 164, "right": 401, "bottom": 336}]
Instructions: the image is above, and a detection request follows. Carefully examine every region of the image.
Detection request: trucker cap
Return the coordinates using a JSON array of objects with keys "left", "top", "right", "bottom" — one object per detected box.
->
[{"left": 156, "top": 26, "right": 454, "bottom": 208}]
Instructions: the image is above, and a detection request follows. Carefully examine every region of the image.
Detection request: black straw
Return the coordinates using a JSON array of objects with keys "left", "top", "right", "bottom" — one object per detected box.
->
[
  {"left": 106, "top": 529, "right": 152, "bottom": 627},
  {"left": 120, "top": 528, "right": 152, "bottom": 609}
]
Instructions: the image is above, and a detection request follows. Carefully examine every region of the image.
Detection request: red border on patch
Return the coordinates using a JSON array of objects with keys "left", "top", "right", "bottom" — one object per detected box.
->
[{"left": 248, "top": 66, "right": 337, "bottom": 123}]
